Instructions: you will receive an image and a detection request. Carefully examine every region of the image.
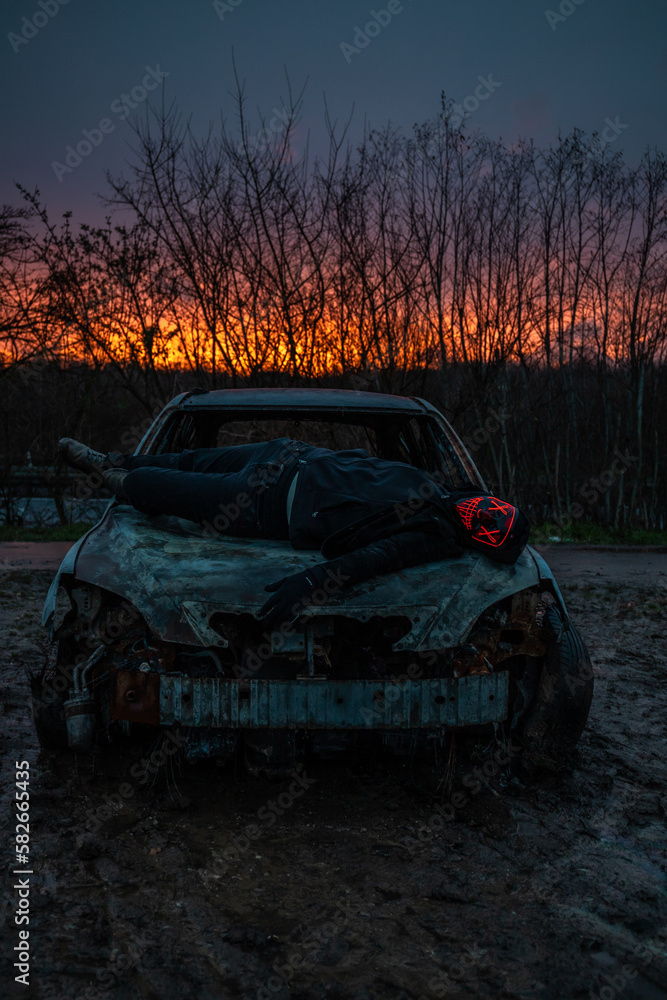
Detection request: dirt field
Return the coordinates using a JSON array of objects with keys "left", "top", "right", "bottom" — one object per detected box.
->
[{"left": 1, "top": 551, "right": 666, "bottom": 1000}]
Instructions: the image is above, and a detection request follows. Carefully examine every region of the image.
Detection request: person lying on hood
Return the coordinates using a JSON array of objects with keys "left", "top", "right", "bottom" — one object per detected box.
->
[{"left": 59, "top": 436, "right": 530, "bottom": 631}]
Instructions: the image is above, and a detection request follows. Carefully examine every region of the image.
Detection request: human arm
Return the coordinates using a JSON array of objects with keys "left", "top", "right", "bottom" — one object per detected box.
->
[{"left": 258, "top": 530, "right": 463, "bottom": 630}]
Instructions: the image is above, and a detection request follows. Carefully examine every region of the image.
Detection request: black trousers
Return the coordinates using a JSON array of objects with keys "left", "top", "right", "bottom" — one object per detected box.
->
[{"left": 118, "top": 438, "right": 307, "bottom": 539}]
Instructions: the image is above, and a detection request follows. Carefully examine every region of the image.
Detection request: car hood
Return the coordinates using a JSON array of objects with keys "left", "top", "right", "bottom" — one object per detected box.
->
[{"left": 44, "top": 504, "right": 546, "bottom": 651}]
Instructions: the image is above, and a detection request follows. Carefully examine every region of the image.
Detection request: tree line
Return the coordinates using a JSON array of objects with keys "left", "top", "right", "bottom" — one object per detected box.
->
[{"left": 1, "top": 91, "right": 665, "bottom": 530}]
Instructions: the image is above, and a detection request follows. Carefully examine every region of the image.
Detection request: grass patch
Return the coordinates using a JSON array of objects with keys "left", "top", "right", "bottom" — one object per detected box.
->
[
  {"left": 0, "top": 522, "right": 92, "bottom": 543},
  {"left": 530, "top": 521, "right": 667, "bottom": 546}
]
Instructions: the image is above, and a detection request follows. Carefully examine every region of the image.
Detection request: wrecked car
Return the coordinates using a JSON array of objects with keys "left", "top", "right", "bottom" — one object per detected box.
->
[{"left": 35, "top": 388, "right": 593, "bottom": 775}]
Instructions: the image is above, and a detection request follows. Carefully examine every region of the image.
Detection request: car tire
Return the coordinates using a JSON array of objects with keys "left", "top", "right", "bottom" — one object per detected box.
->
[
  {"left": 30, "top": 634, "right": 106, "bottom": 752},
  {"left": 31, "top": 677, "right": 69, "bottom": 749},
  {"left": 30, "top": 638, "right": 76, "bottom": 751},
  {"left": 517, "top": 603, "right": 594, "bottom": 774}
]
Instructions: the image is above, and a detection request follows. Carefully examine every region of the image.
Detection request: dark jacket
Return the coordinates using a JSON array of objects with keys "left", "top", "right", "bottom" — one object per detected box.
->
[
  {"left": 288, "top": 444, "right": 530, "bottom": 569},
  {"left": 288, "top": 447, "right": 460, "bottom": 553},
  {"left": 259, "top": 448, "right": 530, "bottom": 628}
]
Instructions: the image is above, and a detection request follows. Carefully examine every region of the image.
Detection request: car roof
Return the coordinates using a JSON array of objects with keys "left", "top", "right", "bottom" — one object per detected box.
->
[{"left": 180, "top": 388, "right": 429, "bottom": 413}]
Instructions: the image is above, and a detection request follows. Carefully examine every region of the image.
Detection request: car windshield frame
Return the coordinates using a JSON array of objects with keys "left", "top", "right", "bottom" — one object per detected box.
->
[{"left": 143, "top": 406, "right": 482, "bottom": 491}]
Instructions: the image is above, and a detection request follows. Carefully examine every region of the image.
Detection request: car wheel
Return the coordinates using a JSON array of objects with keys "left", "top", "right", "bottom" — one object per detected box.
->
[
  {"left": 30, "top": 637, "right": 77, "bottom": 751},
  {"left": 517, "top": 602, "right": 594, "bottom": 773}
]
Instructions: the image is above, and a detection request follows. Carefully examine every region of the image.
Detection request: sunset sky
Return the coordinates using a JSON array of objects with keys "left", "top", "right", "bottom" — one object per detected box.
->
[{"left": 1, "top": 0, "right": 666, "bottom": 224}]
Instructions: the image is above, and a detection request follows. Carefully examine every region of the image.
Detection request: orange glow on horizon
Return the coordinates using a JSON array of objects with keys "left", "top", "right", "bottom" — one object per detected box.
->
[{"left": 0, "top": 291, "right": 658, "bottom": 375}]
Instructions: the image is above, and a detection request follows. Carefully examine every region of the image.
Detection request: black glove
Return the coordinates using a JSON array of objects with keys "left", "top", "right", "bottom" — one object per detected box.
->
[
  {"left": 258, "top": 531, "right": 464, "bottom": 632},
  {"left": 258, "top": 566, "right": 327, "bottom": 631}
]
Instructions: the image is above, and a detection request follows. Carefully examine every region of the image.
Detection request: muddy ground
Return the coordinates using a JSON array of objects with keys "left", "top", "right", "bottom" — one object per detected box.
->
[{"left": 0, "top": 552, "right": 666, "bottom": 1000}]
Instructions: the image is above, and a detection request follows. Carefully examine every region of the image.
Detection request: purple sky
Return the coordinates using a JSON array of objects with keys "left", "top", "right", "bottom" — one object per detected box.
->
[{"left": 1, "top": 0, "right": 665, "bottom": 224}]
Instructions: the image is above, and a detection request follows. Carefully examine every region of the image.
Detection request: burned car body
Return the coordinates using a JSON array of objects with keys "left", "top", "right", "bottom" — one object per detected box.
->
[{"left": 38, "top": 389, "right": 593, "bottom": 773}]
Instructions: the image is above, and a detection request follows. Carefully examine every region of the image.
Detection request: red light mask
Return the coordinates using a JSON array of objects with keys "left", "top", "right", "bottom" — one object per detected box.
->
[{"left": 455, "top": 495, "right": 517, "bottom": 548}]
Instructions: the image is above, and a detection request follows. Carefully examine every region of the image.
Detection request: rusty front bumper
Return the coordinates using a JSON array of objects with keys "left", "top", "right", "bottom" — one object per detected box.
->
[{"left": 155, "top": 673, "right": 509, "bottom": 729}]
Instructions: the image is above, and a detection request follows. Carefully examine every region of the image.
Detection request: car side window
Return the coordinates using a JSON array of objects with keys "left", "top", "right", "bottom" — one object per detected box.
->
[
  {"left": 155, "top": 414, "right": 198, "bottom": 454},
  {"left": 419, "top": 417, "right": 471, "bottom": 486}
]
